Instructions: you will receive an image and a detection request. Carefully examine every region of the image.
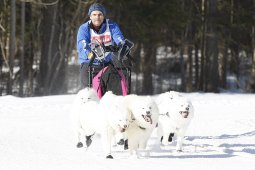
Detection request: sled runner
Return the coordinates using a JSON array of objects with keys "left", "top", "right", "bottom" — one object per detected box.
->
[{"left": 88, "top": 39, "right": 134, "bottom": 98}]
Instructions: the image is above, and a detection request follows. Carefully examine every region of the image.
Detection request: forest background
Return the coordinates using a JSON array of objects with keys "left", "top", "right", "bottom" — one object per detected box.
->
[{"left": 1, "top": 0, "right": 255, "bottom": 96}]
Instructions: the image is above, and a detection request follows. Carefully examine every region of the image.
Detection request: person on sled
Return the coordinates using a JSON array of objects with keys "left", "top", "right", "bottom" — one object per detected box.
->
[{"left": 76, "top": 3, "right": 125, "bottom": 88}]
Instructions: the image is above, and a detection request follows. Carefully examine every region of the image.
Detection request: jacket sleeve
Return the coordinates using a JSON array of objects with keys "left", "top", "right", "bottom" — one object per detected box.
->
[
  {"left": 77, "top": 23, "right": 91, "bottom": 64},
  {"left": 108, "top": 20, "right": 125, "bottom": 46}
]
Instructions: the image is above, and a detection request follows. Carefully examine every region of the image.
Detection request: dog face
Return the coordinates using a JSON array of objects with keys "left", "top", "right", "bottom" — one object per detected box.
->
[
  {"left": 101, "top": 91, "right": 129, "bottom": 133},
  {"left": 109, "top": 104, "right": 129, "bottom": 133},
  {"left": 177, "top": 98, "right": 193, "bottom": 119},
  {"left": 131, "top": 96, "right": 159, "bottom": 127},
  {"left": 157, "top": 92, "right": 194, "bottom": 120},
  {"left": 170, "top": 97, "right": 194, "bottom": 120},
  {"left": 140, "top": 97, "right": 154, "bottom": 124},
  {"left": 76, "top": 88, "right": 99, "bottom": 104}
]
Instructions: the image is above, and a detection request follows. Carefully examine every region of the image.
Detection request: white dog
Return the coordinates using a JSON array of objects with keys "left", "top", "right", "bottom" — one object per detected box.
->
[
  {"left": 123, "top": 94, "right": 159, "bottom": 156},
  {"left": 156, "top": 91, "right": 194, "bottom": 151},
  {"left": 72, "top": 90, "right": 130, "bottom": 159},
  {"left": 71, "top": 87, "right": 100, "bottom": 148}
]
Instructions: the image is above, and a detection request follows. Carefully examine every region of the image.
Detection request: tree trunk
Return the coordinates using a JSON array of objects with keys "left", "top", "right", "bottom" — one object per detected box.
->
[
  {"left": 194, "top": 42, "right": 199, "bottom": 90},
  {"left": 199, "top": 0, "right": 206, "bottom": 91},
  {"left": 132, "top": 42, "right": 141, "bottom": 94},
  {"left": 187, "top": 45, "right": 193, "bottom": 92},
  {"left": 220, "top": 0, "right": 233, "bottom": 90},
  {"left": 180, "top": 44, "right": 186, "bottom": 92},
  {"left": 19, "top": 1, "right": 25, "bottom": 97},
  {"left": 39, "top": 3, "right": 66, "bottom": 95},
  {"left": 252, "top": 0, "right": 255, "bottom": 92},
  {"left": 221, "top": 41, "right": 228, "bottom": 89},
  {"left": 0, "top": 46, "right": 2, "bottom": 95},
  {"left": 252, "top": 0, "right": 255, "bottom": 73},
  {"left": 141, "top": 43, "right": 155, "bottom": 95},
  {"left": 7, "top": 0, "right": 16, "bottom": 95},
  {"left": 26, "top": 3, "right": 35, "bottom": 96},
  {"left": 205, "top": 0, "right": 219, "bottom": 92}
]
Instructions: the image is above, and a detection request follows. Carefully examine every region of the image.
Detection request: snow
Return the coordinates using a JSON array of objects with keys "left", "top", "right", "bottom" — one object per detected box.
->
[{"left": 0, "top": 92, "right": 255, "bottom": 170}]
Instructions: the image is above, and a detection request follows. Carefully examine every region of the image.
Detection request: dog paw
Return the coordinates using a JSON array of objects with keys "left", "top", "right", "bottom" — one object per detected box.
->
[
  {"left": 86, "top": 135, "right": 92, "bottom": 147},
  {"left": 106, "top": 155, "right": 114, "bottom": 159},
  {"left": 86, "top": 139, "right": 92, "bottom": 147},
  {"left": 124, "top": 139, "right": 129, "bottom": 150},
  {"left": 76, "top": 142, "right": 83, "bottom": 148},
  {"left": 160, "top": 136, "right": 163, "bottom": 143},
  {"left": 168, "top": 136, "right": 173, "bottom": 142},
  {"left": 168, "top": 133, "right": 174, "bottom": 142},
  {"left": 117, "top": 139, "right": 125, "bottom": 145}
]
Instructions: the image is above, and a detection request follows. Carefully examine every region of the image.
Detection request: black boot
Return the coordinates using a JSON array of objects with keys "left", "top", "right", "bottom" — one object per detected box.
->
[
  {"left": 124, "top": 139, "right": 128, "bottom": 150},
  {"left": 117, "top": 139, "right": 125, "bottom": 145},
  {"left": 106, "top": 155, "right": 113, "bottom": 159},
  {"left": 168, "top": 133, "right": 174, "bottom": 142},
  {"left": 160, "top": 136, "right": 163, "bottom": 143},
  {"left": 76, "top": 142, "right": 83, "bottom": 148},
  {"left": 86, "top": 135, "right": 92, "bottom": 147}
]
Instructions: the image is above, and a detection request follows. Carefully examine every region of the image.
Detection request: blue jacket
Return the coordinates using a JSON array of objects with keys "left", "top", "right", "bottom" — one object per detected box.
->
[{"left": 77, "top": 19, "right": 125, "bottom": 65}]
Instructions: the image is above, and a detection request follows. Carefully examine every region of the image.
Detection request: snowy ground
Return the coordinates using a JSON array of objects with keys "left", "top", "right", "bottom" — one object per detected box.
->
[{"left": 0, "top": 92, "right": 255, "bottom": 170}]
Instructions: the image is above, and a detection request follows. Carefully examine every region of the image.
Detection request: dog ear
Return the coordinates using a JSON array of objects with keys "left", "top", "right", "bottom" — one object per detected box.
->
[
  {"left": 145, "top": 96, "right": 153, "bottom": 103},
  {"left": 166, "top": 112, "right": 169, "bottom": 117}
]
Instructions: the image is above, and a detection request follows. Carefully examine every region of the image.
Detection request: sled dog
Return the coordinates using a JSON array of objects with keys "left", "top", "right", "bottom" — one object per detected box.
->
[
  {"left": 156, "top": 91, "right": 194, "bottom": 151},
  {"left": 123, "top": 94, "right": 159, "bottom": 156},
  {"left": 72, "top": 90, "right": 130, "bottom": 159}
]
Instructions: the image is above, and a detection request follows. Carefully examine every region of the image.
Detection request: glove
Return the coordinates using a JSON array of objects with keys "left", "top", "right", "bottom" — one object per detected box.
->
[{"left": 87, "top": 51, "right": 93, "bottom": 59}]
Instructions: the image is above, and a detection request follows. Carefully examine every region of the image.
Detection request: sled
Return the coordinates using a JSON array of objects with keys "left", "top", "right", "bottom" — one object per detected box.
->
[{"left": 88, "top": 39, "right": 134, "bottom": 98}]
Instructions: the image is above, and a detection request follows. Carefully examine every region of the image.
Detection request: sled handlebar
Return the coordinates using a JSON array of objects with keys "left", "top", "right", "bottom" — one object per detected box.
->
[
  {"left": 126, "top": 53, "right": 135, "bottom": 63},
  {"left": 89, "top": 39, "right": 135, "bottom": 65},
  {"left": 104, "top": 45, "right": 120, "bottom": 52},
  {"left": 88, "top": 45, "right": 119, "bottom": 66}
]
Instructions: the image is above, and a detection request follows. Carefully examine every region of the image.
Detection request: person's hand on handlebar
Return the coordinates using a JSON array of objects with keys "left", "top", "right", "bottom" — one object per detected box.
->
[{"left": 87, "top": 51, "right": 93, "bottom": 59}]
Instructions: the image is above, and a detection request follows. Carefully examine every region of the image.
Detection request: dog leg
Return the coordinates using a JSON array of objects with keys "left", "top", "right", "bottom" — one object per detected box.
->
[
  {"left": 168, "top": 133, "right": 174, "bottom": 142},
  {"left": 124, "top": 139, "right": 129, "bottom": 150},
  {"left": 138, "top": 139, "right": 147, "bottom": 150},
  {"left": 127, "top": 138, "right": 137, "bottom": 156},
  {"left": 176, "top": 136, "right": 184, "bottom": 151},
  {"left": 85, "top": 135, "right": 93, "bottom": 147},
  {"left": 137, "top": 140, "right": 150, "bottom": 158},
  {"left": 176, "top": 128, "right": 187, "bottom": 151},
  {"left": 161, "top": 133, "right": 169, "bottom": 145},
  {"left": 115, "top": 131, "right": 125, "bottom": 145},
  {"left": 75, "top": 128, "right": 84, "bottom": 148},
  {"left": 117, "top": 139, "right": 124, "bottom": 145},
  {"left": 101, "top": 128, "right": 115, "bottom": 159}
]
